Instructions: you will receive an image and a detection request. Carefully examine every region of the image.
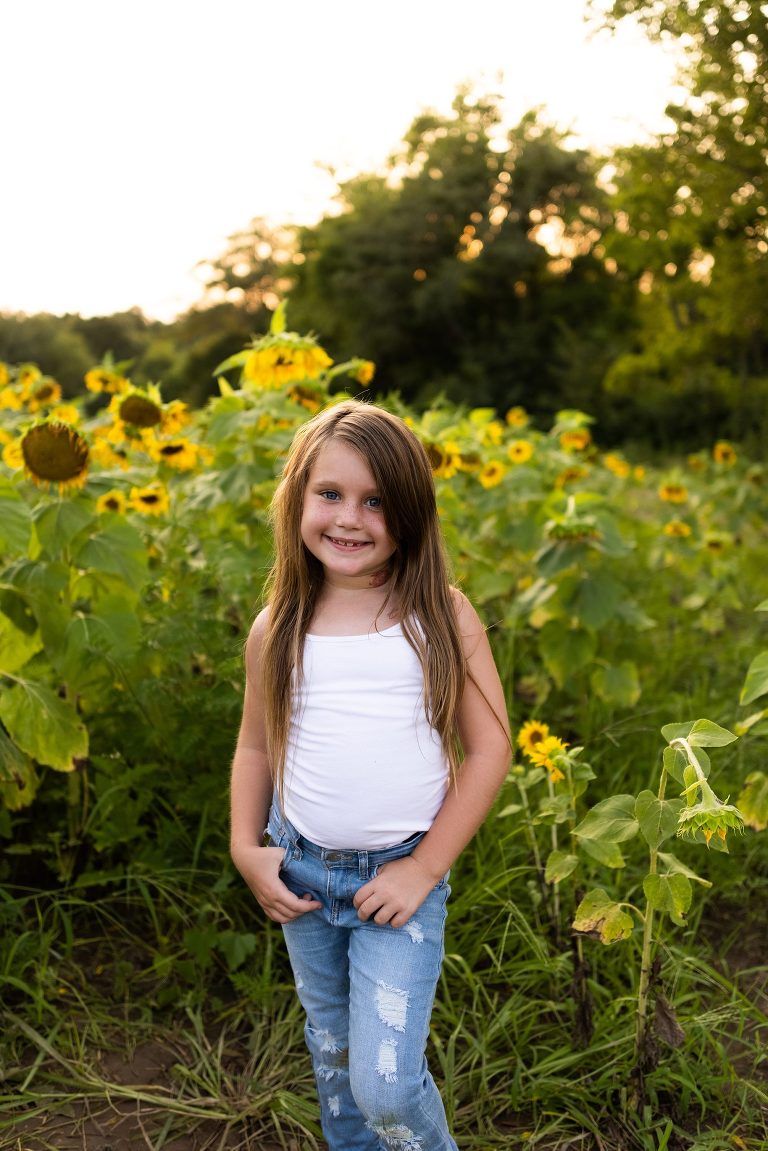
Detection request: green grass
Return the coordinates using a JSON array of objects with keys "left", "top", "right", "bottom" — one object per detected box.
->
[{"left": 1, "top": 816, "right": 765, "bottom": 1151}]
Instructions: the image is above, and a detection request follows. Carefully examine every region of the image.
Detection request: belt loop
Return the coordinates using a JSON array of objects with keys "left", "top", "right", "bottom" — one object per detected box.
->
[{"left": 359, "top": 850, "right": 369, "bottom": 880}]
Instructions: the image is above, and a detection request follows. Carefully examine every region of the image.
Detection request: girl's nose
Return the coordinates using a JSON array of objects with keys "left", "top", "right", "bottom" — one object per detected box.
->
[{"left": 335, "top": 500, "right": 362, "bottom": 528}]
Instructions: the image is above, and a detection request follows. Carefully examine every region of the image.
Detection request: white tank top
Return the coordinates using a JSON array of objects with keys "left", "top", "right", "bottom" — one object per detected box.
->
[{"left": 283, "top": 623, "right": 449, "bottom": 849}]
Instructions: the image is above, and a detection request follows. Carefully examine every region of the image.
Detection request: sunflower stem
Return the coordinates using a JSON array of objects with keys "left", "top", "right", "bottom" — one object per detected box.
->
[{"left": 635, "top": 764, "right": 668, "bottom": 1066}]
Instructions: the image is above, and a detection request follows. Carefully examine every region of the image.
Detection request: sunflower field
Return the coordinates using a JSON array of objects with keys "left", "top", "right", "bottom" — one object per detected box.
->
[{"left": 0, "top": 309, "right": 766, "bottom": 1150}]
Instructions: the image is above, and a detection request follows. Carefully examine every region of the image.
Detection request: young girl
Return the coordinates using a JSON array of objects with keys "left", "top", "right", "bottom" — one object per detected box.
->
[{"left": 230, "top": 400, "right": 510, "bottom": 1151}]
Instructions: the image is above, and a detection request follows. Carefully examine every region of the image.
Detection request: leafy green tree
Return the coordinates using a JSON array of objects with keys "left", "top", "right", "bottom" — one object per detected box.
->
[
  {"left": 0, "top": 314, "right": 93, "bottom": 395},
  {"left": 201, "top": 91, "right": 630, "bottom": 421},
  {"left": 593, "top": 0, "right": 768, "bottom": 446},
  {"left": 287, "top": 94, "right": 627, "bottom": 416}
]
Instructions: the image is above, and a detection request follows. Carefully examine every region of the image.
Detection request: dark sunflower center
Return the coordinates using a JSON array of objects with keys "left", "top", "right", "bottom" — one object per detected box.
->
[
  {"left": 120, "top": 395, "right": 163, "bottom": 427},
  {"left": 22, "top": 423, "right": 89, "bottom": 481}
]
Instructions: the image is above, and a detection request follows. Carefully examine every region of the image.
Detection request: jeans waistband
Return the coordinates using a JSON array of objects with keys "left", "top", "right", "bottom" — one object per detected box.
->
[{"left": 268, "top": 802, "right": 426, "bottom": 866}]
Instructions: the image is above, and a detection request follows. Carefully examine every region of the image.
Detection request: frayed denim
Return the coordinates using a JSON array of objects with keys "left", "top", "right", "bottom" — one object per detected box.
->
[{"left": 267, "top": 804, "right": 458, "bottom": 1151}]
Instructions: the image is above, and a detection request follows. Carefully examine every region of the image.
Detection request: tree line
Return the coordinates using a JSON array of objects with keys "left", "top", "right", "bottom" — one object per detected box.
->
[{"left": 2, "top": 0, "right": 766, "bottom": 451}]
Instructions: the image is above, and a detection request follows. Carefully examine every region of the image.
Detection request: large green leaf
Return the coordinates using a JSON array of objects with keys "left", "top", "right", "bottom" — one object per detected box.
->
[
  {"left": 591, "top": 661, "right": 641, "bottom": 707},
  {"left": 0, "top": 485, "right": 32, "bottom": 553},
  {"left": 0, "top": 682, "right": 88, "bottom": 771},
  {"left": 737, "top": 771, "right": 768, "bottom": 832},
  {"left": 662, "top": 745, "right": 689, "bottom": 787},
  {"left": 561, "top": 571, "right": 624, "bottom": 629},
  {"left": 0, "top": 725, "right": 38, "bottom": 810},
  {"left": 656, "top": 852, "right": 712, "bottom": 888},
  {"left": 74, "top": 520, "right": 148, "bottom": 588},
  {"left": 578, "top": 838, "right": 626, "bottom": 868},
  {"left": 538, "top": 621, "right": 596, "bottom": 688},
  {"left": 643, "top": 874, "right": 692, "bottom": 927},
  {"left": 661, "top": 719, "right": 737, "bottom": 748},
  {"left": 33, "top": 500, "right": 95, "bottom": 555},
  {"left": 544, "top": 850, "right": 578, "bottom": 884},
  {"left": 574, "top": 794, "right": 639, "bottom": 843},
  {"left": 572, "top": 888, "right": 634, "bottom": 944},
  {"left": 740, "top": 652, "right": 768, "bottom": 707},
  {"left": 0, "top": 613, "right": 43, "bottom": 675},
  {"left": 635, "top": 790, "right": 683, "bottom": 849},
  {"left": 60, "top": 605, "right": 142, "bottom": 691}
]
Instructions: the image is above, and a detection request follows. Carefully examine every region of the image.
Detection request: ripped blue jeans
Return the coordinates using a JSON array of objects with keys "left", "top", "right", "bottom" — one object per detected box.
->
[{"left": 266, "top": 804, "right": 458, "bottom": 1151}]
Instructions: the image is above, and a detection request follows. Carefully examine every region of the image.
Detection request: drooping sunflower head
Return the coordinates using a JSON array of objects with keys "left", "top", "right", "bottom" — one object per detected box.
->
[
  {"left": 242, "top": 333, "right": 333, "bottom": 389},
  {"left": 19, "top": 420, "right": 90, "bottom": 492}
]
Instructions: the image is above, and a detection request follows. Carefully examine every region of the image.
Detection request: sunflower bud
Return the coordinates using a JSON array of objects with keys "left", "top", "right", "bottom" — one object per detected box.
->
[{"left": 676, "top": 777, "right": 745, "bottom": 847}]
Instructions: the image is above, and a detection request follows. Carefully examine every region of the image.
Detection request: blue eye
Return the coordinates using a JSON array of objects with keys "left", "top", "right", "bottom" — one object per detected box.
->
[
  {"left": 319, "top": 490, "right": 340, "bottom": 501},
  {"left": 365, "top": 496, "right": 382, "bottom": 509}
]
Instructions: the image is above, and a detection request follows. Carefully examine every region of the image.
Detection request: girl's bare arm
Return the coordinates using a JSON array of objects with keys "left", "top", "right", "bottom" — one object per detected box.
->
[{"left": 230, "top": 611, "right": 321, "bottom": 923}]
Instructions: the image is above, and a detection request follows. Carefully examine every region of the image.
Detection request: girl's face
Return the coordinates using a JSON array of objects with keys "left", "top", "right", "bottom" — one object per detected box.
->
[{"left": 301, "top": 438, "right": 396, "bottom": 588}]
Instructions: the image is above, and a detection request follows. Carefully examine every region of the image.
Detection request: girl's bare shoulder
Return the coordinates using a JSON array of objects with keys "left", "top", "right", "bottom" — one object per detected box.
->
[
  {"left": 449, "top": 586, "right": 482, "bottom": 630},
  {"left": 244, "top": 607, "right": 271, "bottom": 662}
]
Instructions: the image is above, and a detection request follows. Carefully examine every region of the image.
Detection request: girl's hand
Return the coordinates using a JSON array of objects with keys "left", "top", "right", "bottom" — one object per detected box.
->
[
  {"left": 232, "top": 845, "right": 322, "bottom": 924},
  {"left": 353, "top": 856, "right": 439, "bottom": 929}
]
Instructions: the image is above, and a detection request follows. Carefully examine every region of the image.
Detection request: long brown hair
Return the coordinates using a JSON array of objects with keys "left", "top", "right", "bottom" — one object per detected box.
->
[{"left": 261, "top": 399, "right": 466, "bottom": 798}]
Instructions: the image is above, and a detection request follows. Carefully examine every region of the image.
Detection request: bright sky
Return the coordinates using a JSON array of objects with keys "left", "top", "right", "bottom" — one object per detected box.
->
[{"left": 0, "top": 1, "right": 681, "bottom": 322}]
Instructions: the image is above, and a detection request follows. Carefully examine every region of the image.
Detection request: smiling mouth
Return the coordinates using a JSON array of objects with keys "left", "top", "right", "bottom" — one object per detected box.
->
[{"left": 326, "top": 536, "right": 370, "bottom": 549}]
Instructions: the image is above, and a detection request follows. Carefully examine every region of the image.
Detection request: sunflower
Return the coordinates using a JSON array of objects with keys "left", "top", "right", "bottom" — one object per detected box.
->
[
  {"left": 18, "top": 421, "right": 89, "bottom": 492},
  {"left": 110, "top": 388, "right": 164, "bottom": 429},
  {"left": 287, "top": 384, "right": 324, "bottom": 413},
  {"left": 243, "top": 337, "right": 333, "bottom": 389},
  {"left": 508, "top": 439, "right": 534, "bottom": 465},
  {"left": 555, "top": 466, "right": 588, "bottom": 488},
  {"left": 663, "top": 520, "right": 692, "bottom": 538},
  {"left": 658, "top": 482, "right": 688, "bottom": 504},
  {"left": 17, "top": 366, "right": 41, "bottom": 395},
  {"left": 0, "top": 386, "right": 23, "bottom": 411},
  {"left": 2, "top": 438, "right": 24, "bottom": 468},
  {"left": 96, "top": 489, "right": 128, "bottom": 514},
  {"left": 559, "top": 429, "right": 591, "bottom": 452},
  {"left": 27, "top": 378, "right": 62, "bottom": 412},
  {"left": 85, "top": 368, "right": 129, "bottom": 394},
  {"left": 51, "top": 404, "right": 81, "bottom": 425},
  {"left": 713, "top": 440, "right": 737, "bottom": 466},
  {"left": 677, "top": 779, "right": 744, "bottom": 847},
  {"left": 505, "top": 406, "right": 529, "bottom": 429},
  {"left": 703, "top": 531, "right": 730, "bottom": 553},
  {"left": 355, "top": 360, "right": 376, "bottom": 386},
  {"left": 129, "top": 482, "right": 170, "bottom": 516},
  {"left": 150, "top": 437, "right": 199, "bottom": 471},
  {"left": 160, "top": 400, "right": 190, "bottom": 435},
  {"left": 479, "top": 460, "right": 506, "bottom": 488},
  {"left": 602, "top": 453, "right": 630, "bottom": 478},
  {"left": 528, "top": 735, "right": 569, "bottom": 783},
  {"left": 424, "top": 441, "right": 462, "bottom": 480},
  {"left": 517, "top": 720, "right": 550, "bottom": 757},
  {"left": 90, "top": 430, "right": 130, "bottom": 470},
  {"left": 482, "top": 421, "right": 505, "bottom": 447}
]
